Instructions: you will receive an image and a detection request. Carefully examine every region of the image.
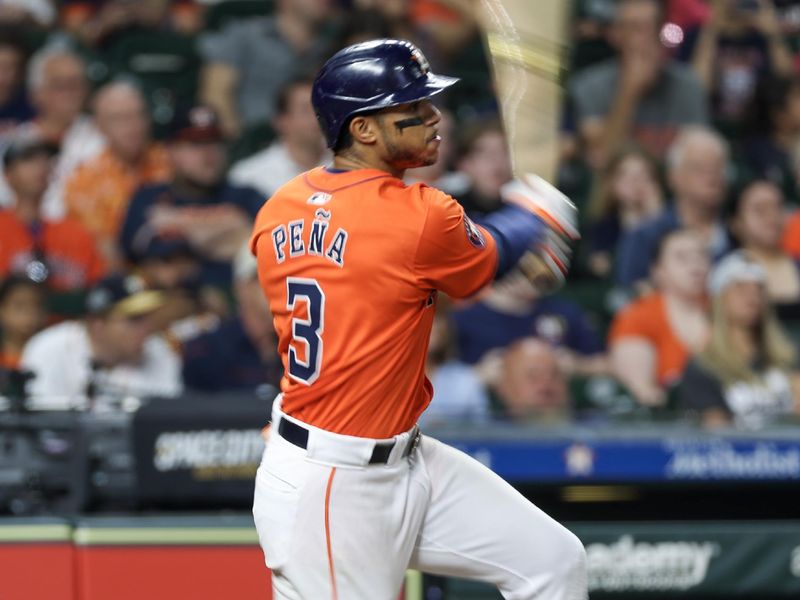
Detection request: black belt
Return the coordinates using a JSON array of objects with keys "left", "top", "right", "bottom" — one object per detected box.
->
[{"left": 277, "top": 418, "right": 421, "bottom": 464}]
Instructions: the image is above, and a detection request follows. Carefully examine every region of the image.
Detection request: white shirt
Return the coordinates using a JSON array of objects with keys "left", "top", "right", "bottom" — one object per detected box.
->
[
  {"left": 0, "top": 116, "right": 106, "bottom": 218},
  {"left": 228, "top": 141, "right": 328, "bottom": 199},
  {"left": 20, "top": 321, "right": 183, "bottom": 411}
]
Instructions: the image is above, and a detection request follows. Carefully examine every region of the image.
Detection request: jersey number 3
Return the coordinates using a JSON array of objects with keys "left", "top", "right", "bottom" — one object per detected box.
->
[{"left": 286, "top": 278, "right": 325, "bottom": 385}]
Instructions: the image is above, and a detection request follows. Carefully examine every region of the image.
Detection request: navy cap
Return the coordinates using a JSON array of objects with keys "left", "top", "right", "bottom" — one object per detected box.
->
[
  {"left": 85, "top": 275, "right": 164, "bottom": 318},
  {"left": 2, "top": 131, "right": 58, "bottom": 168},
  {"left": 168, "top": 105, "right": 224, "bottom": 143}
]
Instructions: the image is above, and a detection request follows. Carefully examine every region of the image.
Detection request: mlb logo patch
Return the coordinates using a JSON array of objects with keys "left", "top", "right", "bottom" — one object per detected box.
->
[
  {"left": 308, "top": 192, "right": 332, "bottom": 206},
  {"left": 464, "top": 216, "right": 486, "bottom": 249}
]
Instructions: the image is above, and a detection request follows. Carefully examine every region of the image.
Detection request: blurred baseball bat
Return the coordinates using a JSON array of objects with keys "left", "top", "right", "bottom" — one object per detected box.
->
[{"left": 472, "top": 0, "right": 571, "bottom": 183}]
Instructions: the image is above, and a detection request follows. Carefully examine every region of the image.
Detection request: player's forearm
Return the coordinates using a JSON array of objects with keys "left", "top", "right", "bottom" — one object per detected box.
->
[
  {"left": 478, "top": 205, "right": 544, "bottom": 279},
  {"left": 691, "top": 25, "right": 720, "bottom": 90}
]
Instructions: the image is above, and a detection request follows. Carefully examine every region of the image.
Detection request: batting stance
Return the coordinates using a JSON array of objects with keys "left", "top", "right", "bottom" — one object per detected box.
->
[{"left": 250, "top": 39, "right": 587, "bottom": 600}]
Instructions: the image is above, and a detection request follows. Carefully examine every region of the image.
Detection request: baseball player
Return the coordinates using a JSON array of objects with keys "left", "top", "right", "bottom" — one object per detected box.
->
[{"left": 250, "top": 39, "right": 587, "bottom": 600}]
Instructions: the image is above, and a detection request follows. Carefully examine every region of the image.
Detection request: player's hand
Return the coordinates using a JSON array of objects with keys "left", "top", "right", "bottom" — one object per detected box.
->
[{"left": 500, "top": 174, "right": 579, "bottom": 293}]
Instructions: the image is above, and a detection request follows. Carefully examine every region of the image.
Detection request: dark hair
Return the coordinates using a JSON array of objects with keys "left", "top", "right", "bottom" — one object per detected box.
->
[
  {"left": 275, "top": 76, "right": 315, "bottom": 117},
  {"left": 746, "top": 74, "right": 800, "bottom": 135},
  {"left": 648, "top": 226, "right": 684, "bottom": 269},
  {"left": 590, "top": 144, "right": 662, "bottom": 220},
  {"left": 726, "top": 177, "right": 783, "bottom": 220},
  {"left": 0, "top": 275, "right": 45, "bottom": 306},
  {"left": 455, "top": 118, "right": 505, "bottom": 162},
  {"left": 0, "top": 28, "right": 29, "bottom": 59}
]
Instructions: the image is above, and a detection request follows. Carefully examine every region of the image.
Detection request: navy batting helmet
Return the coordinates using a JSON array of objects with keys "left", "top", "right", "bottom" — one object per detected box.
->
[{"left": 312, "top": 39, "right": 459, "bottom": 149}]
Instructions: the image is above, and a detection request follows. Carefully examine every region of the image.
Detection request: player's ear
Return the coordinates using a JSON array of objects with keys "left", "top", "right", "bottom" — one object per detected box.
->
[{"left": 349, "top": 115, "right": 378, "bottom": 145}]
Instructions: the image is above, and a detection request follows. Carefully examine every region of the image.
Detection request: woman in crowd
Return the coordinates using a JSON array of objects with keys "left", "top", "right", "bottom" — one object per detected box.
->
[
  {"left": 586, "top": 145, "right": 664, "bottom": 278},
  {"left": 609, "top": 228, "right": 710, "bottom": 406},
  {"left": 678, "top": 251, "right": 799, "bottom": 428},
  {"left": 0, "top": 276, "right": 46, "bottom": 370},
  {"left": 729, "top": 179, "right": 800, "bottom": 318}
]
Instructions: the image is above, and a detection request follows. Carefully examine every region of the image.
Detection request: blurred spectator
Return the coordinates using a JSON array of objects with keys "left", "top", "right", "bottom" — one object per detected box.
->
[
  {"left": 420, "top": 299, "right": 490, "bottom": 426},
  {"left": 743, "top": 75, "right": 800, "bottom": 195},
  {"left": 616, "top": 126, "right": 732, "bottom": 287},
  {"left": 783, "top": 210, "right": 800, "bottom": 259},
  {"left": 569, "top": 0, "right": 708, "bottom": 168},
  {"left": 0, "top": 45, "right": 105, "bottom": 219},
  {"left": 0, "top": 0, "right": 56, "bottom": 28},
  {"left": 689, "top": 0, "right": 793, "bottom": 131},
  {"left": 351, "top": 0, "right": 418, "bottom": 45},
  {"left": 678, "top": 250, "right": 799, "bottom": 428},
  {"left": 454, "top": 274, "right": 607, "bottom": 377},
  {"left": 729, "top": 179, "right": 800, "bottom": 314},
  {"left": 0, "top": 276, "right": 46, "bottom": 370},
  {"left": 452, "top": 120, "right": 512, "bottom": 217},
  {"left": 20, "top": 274, "right": 183, "bottom": 410},
  {"left": 609, "top": 229, "right": 710, "bottom": 406},
  {"left": 61, "top": 0, "right": 200, "bottom": 48},
  {"left": 0, "top": 32, "right": 34, "bottom": 136},
  {"left": 338, "top": 7, "right": 393, "bottom": 46},
  {"left": 181, "top": 243, "right": 282, "bottom": 393},
  {"left": 0, "top": 132, "right": 105, "bottom": 292},
  {"left": 64, "top": 81, "right": 172, "bottom": 270},
  {"left": 119, "top": 105, "right": 264, "bottom": 286},
  {"left": 586, "top": 145, "right": 664, "bottom": 278},
  {"left": 229, "top": 78, "right": 327, "bottom": 199},
  {"left": 494, "top": 337, "right": 571, "bottom": 424},
  {"left": 198, "top": 0, "right": 335, "bottom": 139}
]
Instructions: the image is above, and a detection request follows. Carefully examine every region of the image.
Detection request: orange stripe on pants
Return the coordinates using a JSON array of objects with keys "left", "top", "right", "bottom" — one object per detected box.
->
[{"left": 325, "top": 467, "right": 338, "bottom": 600}]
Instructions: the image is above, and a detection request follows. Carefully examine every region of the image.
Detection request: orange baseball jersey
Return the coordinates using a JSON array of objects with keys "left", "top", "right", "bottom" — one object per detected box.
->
[
  {"left": 250, "top": 167, "right": 498, "bottom": 438},
  {"left": 0, "top": 211, "right": 105, "bottom": 291}
]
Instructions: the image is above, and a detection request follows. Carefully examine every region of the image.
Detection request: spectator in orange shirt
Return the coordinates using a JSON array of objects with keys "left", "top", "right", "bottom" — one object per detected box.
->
[
  {"left": 0, "top": 276, "right": 46, "bottom": 370},
  {"left": 783, "top": 211, "right": 800, "bottom": 260},
  {"left": 64, "top": 81, "right": 171, "bottom": 270},
  {"left": 609, "top": 228, "right": 710, "bottom": 406},
  {"left": 0, "top": 132, "right": 105, "bottom": 292}
]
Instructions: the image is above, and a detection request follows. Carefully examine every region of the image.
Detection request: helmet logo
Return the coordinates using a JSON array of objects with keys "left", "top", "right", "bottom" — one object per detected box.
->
[{"left": 410, "top": 48, "right": 430, "bottom": 75}]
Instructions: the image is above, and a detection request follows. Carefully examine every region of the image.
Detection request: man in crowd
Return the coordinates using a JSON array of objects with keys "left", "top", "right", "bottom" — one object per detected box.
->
[
  {"left": 569, "top": 0, "right": 708, "bottom": 168},
  {"left": 616, "top": 126, "right": 732, "bottom": 287},
  {"left": 181, "top": 243, "right": 282, "bottom": 393},
  {"left": 229, "top": 78, "right": 328, "bottom": 199},
  {"left": 64, "top": 81, "right": 172, "bottom": 269},
  {"left": 494, "top": 337, "right": 571, "bottom": 424},
  {"left": 0, "top": 45, "right": 104, "bottom": 218},
  {"left": 119, "top": 105, "right": 264, "bottom": 286},
  {"left": 21, "top": 274, "right": 183, "bottom": 410},
  {"left": 198, "top": 0, "right": 334, "bottom": 139},
  {"left": 0, "top": 132, "right": 104, "bottom": 292}
]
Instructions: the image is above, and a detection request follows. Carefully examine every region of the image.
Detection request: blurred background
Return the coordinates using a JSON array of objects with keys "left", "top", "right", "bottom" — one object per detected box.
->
[{"left": 2, "top": 0, "right": 800, "bottom": 598}]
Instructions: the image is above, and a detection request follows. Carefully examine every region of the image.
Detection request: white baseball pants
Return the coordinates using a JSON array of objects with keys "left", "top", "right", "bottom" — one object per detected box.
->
[{"left": 253, "top": 404, "right": 587, "bottom": 600}]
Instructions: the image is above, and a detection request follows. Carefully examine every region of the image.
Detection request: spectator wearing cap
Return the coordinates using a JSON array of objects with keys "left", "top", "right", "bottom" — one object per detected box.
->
[
  {"left": 677, "top": 251, "right": 800, "bottom": 428},
  {"left": 0, "top": 45, "right": 105, "bottom": 218},
  {"left": 0, "top": 32, "right": 34, "bottom": 137},
  {"left": 0, "top": 133, "right": 105, "bottom": 292},
  {"left": 0, "top": 276, "right": 46, "bottom": 371},
  {"left": 198, "top": 0, "right": 335, "bottom": 139},
  {"left": 181, "top": 243, "right": 281, "bottom": 393},
  {"left": 493, "top": 338, "right": 571, "bottom": 424},
  {"left": 119, "top": 105, "right": 264, "bottom": 286},
  {"left": 453, "top": 274, "right": 607, "bottom": 378},
  {"left": 729, "top": 179, "right": 800, "bottom": 317},
  {"left": 64, "top": 81, "right": 172, "bottom": 270},
  {"left": 568, "top": 0, "right": 708, "bottom": 168},
  {"left": 20, "top": 274, "right": 183, "bottom": 410},
  {"left": 228, "top": 78, "right": 328, "bottom": 199},
  {"left": 609, "top": 228, "right": 710, "bottom": 406},
  {"left": 616, "top": 126, "right": 733, "bottom": 288}
]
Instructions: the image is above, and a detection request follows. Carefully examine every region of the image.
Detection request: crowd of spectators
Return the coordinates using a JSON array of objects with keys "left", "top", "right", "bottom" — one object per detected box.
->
[{"left": 1, "top": 0, "right": 800, "bottom": 430}]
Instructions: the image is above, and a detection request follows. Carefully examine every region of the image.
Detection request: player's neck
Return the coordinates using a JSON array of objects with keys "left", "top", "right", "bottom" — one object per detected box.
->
[{"left": 332, "top": 152, "right": 404, "bottom": 179}]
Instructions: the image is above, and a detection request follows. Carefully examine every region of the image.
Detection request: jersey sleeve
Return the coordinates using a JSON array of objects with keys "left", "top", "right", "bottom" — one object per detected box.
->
[{"left": 413, "top": 188, "right": 498, "bottom": 299}]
